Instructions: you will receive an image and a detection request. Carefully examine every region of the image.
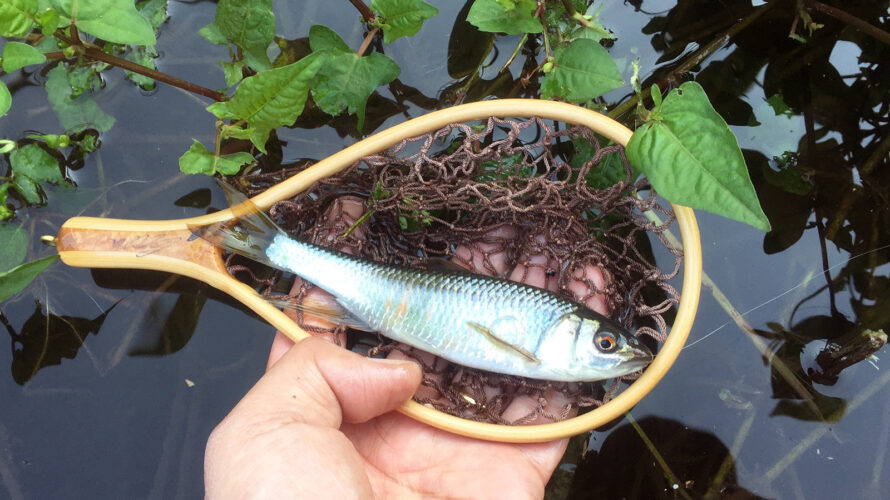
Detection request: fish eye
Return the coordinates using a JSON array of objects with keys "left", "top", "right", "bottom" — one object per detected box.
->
[{"left": 594, "top": 332, "right": 617, "bottom": 353}]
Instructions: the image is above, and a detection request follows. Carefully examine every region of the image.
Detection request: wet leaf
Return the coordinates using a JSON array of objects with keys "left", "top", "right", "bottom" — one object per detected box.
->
[
  {"left": 50, "top": 0, "right": 156, "bottom": 45},
  {"left": 214, "top": 0, "right": 274, "bottom": 71},
  {"left": 570, "top": 137, "right": 632, "bottom": 189},
  {"left": 130, "top": 292, "right": 206, "bottom": 356},
  {"left": 45, "top": 65, "right": 115, "bottom": 132},
  {"left": 0, "top": 0, "right": 37, "bottom": 37},
  {"left": 467, "top": 0, "right": 541, "bottom": 35},
  {"left": 136, "top": 0, "right": 167, "bottom": 30},
  {"left": 540, "top": 39, "right": 623, "bottom": 102},
  {"left": 0, "top": 254, "right": 58, "bottom": 302},
  {"left": 0, "top": 80, "right": 9, "bottom": 117},
  {"left": 220, "top": 60, "right": 245, "bottom": 87},
  {"left": 124, "top": 44, "right": 159, "bottom": 90},
  {"left": 35, "top": 7, "right": 59, "bottom": 34},
  {"left": 371, "top": 0, "right": 438, "bottom": 44},
  {"left": 207, "top": 54, "right": 322, "bottom": 153},
  {"left": 0, "top": 222, "right": 28, "bottom": 271},
  {"left": 1, "top": 41, "right": 46, "bottom": 72},
  {"left": 626, "top": 82, "right": 771, "bottom": 231},
  {"left": 9, "top": 143, "right": 65, "bottom": 204},
  {"left": 9, "top": 299, "right": 116, "bottom": 384},
  {"left": 178, "top": 140, "right": 254, "bottom": 176},
  {"left": 309, "top": 25, "right": 400, "bottom": 132},
  {"left": 198, "top": 21, "right": 227, "bottom": 45}
]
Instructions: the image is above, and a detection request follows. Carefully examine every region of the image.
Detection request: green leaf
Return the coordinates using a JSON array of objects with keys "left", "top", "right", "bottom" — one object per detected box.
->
[
  {"left": 35, "top": 7, "right": 59, "bottom": 35},
  {"left": 198, "top": 21, "right": 227, "bottom": 45},
  {"left": 45, "top": 65, "right": 115, "bottom": 132},
  {"left": 0, "top": 80, "right": 10, "bottom": 117},
  {"left": 136, "top": 0, "right": 167, "bottom": 30},
  {"left": 0, "top": 254, "right": 58, "bottom": 302},
  {"left": 220, "top": 60, "right": 245, "bottom": 87},
  {"left": 309, "top": 25, "right": 400, "bottom": 131},
  {"left": 50, "top": 0, "right": 156, "bottom": 45},
  {"left": 215, "top": 0, "right": 274, "bottom": 71},
  {"left": 540, "top": 39, "right": 624, "bottom": 102},
  {"left": 467, "top": 0, "right": 541, "bottom": 35},
  {"left": 0, "top": 222, "right": 28, "bottom": 271},
  {"left": 207, "top": 54, "right": 322, "bottom": 153},
  {"left": 124, "top": 45, "right": 159, "bottom": 90},
  {"left": 626, "top": 81, "right": 771, "bottom": 231},
  {"left": 0, "top": 0, "right": 37, "bottom": 37},
  {"left": 2, "top": 40, "right": 46, "bottom": 72},
  {"left": 178, "top": 140, "right": 254, "bottom": 176},
  {"left": 371, "top": 0, "right": 438, "bottom": 43},
  {"left": 9, "top": 143, "right": 65, "bottom": 204}
]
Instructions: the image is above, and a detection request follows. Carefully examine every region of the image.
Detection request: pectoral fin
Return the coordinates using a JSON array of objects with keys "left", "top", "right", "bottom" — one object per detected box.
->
[
  {"left": 268, "top": 295, "right": 373, "bottom": 332},
  {"left": 466, "top": 321, "right": 541, "bottom": 364}
]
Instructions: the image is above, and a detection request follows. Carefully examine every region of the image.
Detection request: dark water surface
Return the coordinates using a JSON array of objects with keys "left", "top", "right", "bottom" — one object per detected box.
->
[{"left": 1, "top": 1, "right": 888, "bottom": 498}]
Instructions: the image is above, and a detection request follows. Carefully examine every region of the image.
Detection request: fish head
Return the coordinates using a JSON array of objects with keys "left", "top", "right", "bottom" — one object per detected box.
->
[{"left": 549, "top": 308, "right": 653, "bottom": 381}]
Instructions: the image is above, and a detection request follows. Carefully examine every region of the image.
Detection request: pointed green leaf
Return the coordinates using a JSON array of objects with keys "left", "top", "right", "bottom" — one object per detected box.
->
[
  {"left": 9, "top": 143, "right": 64, "bottom": 204},
  {"left": 136, "top": 0, "right": 167, "bottom": 30},
  {"left": 178, "top": 140, "right": 253, "bottom": 176},
  {"left": 220, "top": 60, "right": 245, "bottom": 87},
  {"left": 0, "top": 254, "right": 58, "bottom": 302},
  {"left": 50, "top": 0, "right": 156, "bottom": 45},
  {"left": 309, "top": 25, "right": 400, "bottom": 130},
  {"left": 626, "top": 82, "right": 771, "bottom": 231},
  {"left": 198, "top": 21, "right": 227, "bottom": 45},
  {"left": 2, "top": 41, "right": 45, "bottom": 72},
  {"left": 207, "top": 54, "right": 322, "bottom": 153},
  {"left": 371, "top": 0, "right": 438, "bottom": 43},
  {"left": 0, "top": 80, "right": 10, "bottom": 117},
  {"left": 467, "top": 0, "right": 541, "bottom": 35},
  {"left": 45, "top": 65, "right": 115, "bottom": 132},
  {"left": 0, "top": 0, "right": 37, "bottom": 37},
  {"left": 215, "top": 0, "right": 274, "bottom": 71},
  {"left": 35, "top": 7, "right": 59, "bottom": 35},
  {"left": 0, "top": 222, "right": 28, "bottom": 271},
  {"left": 540, "top": 39, "right": 623, "bottom": 102}
]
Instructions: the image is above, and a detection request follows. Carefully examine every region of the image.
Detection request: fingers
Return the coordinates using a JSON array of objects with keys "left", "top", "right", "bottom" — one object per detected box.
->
[{"left": 247, "top": 337, "right": 422, "bottom": 428}]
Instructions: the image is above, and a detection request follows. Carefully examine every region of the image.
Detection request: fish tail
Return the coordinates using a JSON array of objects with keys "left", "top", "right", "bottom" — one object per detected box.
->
[{"left": 193, "top": 180, "right": 286, "bottom": 267}]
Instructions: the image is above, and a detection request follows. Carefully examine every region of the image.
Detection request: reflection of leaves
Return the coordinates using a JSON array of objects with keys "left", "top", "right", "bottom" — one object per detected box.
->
[
  {"left": 9, "top": 300, "right": 118, "bottom": 385},
  {"left": 173, "top": 188, "right": 212, "bottom": 208},
  {"left": 446, "top": 0, "right": 494, "bottom": 79},
  {"left": 130, "top": 292, "right": 207, "bottom": 356},
  {"left": 771, "top": 393, "right": 846, "bottom": 423}
]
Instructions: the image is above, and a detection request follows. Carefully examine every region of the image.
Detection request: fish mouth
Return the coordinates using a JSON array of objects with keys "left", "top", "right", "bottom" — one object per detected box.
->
[{"left": 620, "top": 344, "right": 654, "bottom": 366}]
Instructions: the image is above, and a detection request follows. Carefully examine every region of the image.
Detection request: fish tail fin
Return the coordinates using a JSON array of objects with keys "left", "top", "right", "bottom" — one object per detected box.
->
[{"left": 193, "top": 180, "right": 286, "bottom": 268}]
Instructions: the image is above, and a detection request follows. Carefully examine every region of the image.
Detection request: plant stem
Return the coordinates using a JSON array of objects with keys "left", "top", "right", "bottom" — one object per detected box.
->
[
  {"left": 348, "top": 0, "right": 375, "bottom": 23},
  {"left": 805, "top": 0, "right": 890, "bottom": 46},
  {"left": 356, "top": 27, "right": 379, "bottom": 57},
  {"left": 54, "top": 32, "right": 227, "bottom": 102}
]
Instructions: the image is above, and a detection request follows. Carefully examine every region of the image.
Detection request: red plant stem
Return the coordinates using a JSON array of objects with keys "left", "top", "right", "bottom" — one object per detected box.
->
[
  {"left": 54, "top": 32, "right": 227, "bottom": 102},
  {"left": 356, "top": 27, "right": 379, "bottom": 57},
  {"left": 348, "top": 0, "right": 375, "bottom": 23},
  {"left": 805, "top": 0, "right": 890, "bottom": 46}
]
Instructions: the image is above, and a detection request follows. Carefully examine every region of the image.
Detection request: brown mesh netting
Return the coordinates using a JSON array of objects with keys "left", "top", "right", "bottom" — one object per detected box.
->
[{"left": 229, "top": 116, "right": 682, "bottom": 425}]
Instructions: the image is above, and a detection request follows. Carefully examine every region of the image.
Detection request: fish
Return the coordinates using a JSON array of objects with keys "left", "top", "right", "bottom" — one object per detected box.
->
[{"left": 198, "top": 186, "right": 654, "bottom": 382}]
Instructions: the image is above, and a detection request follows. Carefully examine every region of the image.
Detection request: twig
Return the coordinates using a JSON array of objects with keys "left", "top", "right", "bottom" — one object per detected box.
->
[
  {"left": 53, "top": 32, "right": 227, "bottom": 102},
  {"left": 706, "top": 409, "right": 755, "bottom": 497},
  {"left": 356, "top": 27, "right": 379, "bottom": 57},
  {"left": 348, "top": 0, "right": 376, "bottom": 23},
  {"left": 805, "top": 0, "right": 890, "bottom": 46}
]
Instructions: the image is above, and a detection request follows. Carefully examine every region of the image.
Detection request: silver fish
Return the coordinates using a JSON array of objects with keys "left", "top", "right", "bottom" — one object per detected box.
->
[{"left": 202, "top": 194, "right": 653, "bottom": 382}]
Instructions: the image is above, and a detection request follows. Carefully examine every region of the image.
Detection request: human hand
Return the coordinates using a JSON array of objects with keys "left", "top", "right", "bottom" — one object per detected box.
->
[{"left": 205, "top": 197, "right": 612, "bottom": 499}]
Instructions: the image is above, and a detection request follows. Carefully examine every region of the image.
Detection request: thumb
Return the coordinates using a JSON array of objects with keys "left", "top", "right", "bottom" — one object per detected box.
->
[{"left": 237, "top": 337, "right": 422, "bottom": 427}]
